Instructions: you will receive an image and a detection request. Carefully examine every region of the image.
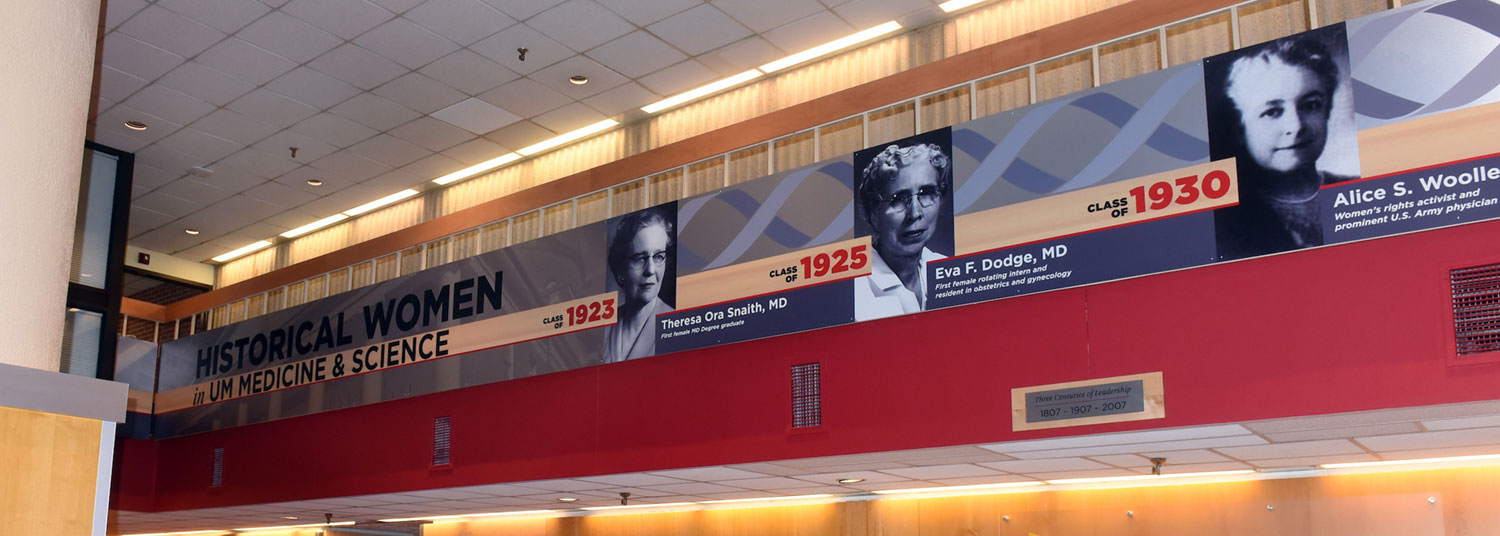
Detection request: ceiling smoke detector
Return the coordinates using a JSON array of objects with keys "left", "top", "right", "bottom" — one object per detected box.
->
[
  {"left": 123, "top": 120, "right": 148, "bottom": 131},
  {"left": 569, "top": 75, "right": 589, "bottom": 85}
]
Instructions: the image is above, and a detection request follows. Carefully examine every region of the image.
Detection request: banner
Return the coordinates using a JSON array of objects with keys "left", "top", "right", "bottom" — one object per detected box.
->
[{"left": 155, "top": 0, "right": 1500, "bottom": 437}]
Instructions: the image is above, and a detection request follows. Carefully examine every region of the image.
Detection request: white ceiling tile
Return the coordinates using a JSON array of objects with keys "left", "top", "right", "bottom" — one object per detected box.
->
[
  {"left": 442, "top": 137, "right": 510, "bottom": 165},
  {"left": 775, "top": 485, "right": 861, "bottom": 495},
  {"left": 1356, "top": 427, "right": 1500, "bottom": 452},
  {"left": 774, "top": 460, "right": 913, "bottom": 473},
  {"left": 266, "top": 68, "right": 362, "bottom": 111},
  {"left": 640, "top": 482, "right": 748, "bottom": 495},
  {"left": 364, "top": 168, "right": 424, "bottom": 190},
  {"left": 227, "top": 89, "right": 320, "bottom": 128},
  {"left": 243, "top": 181, "right": 318, "bottom": 208},
  {"left": 122, "top": 85, "right": 216, "bottom": 126},
  {"left": 982, "top": 425, "right": 1253, "bottom": 453},
  {"left": 177, "top": 209, "right": 255, "bottom": 236},
  {"left": 134, "top": 191, "right": 204, "bottom": 218},
  {"left": 117, "top": 5, "right": 227, "bottom": 57},
  {"left": 483, "top": 120, "right": 555, "bottom": 148},
  {"left": 763, "top": 10, "right": 854, "bottom": 53},
  {"left": 1155, "top": 461, "right": 1254, "bottom": 474},
  {"left": 1026, "top": 468, "right": 1139, "bottom": 480},
  {"left": 400, "top": 153, "right": 466, "bottom": 180},
  {"left": 135, "top": 145, "right": 205, "bottom": 178},
  {"left": 925, "top": 475, "right": 1042, "bottom": 487},
  {"left": 900, "top": 453, "right": 1018, "bottom": 466},
  {"left": 399, "top": 489, "right": 495, "bottom": 500},
  {"left": 1087, "top": 454, "right": 1149, "bottom": 467},
  {"left": 1005, "top": 435, "right": 1270, "bottom": 459},
  {"left": 96, "top": 105, "right": 180, "bottom": 148},
  {"left": 695, "top": 490, "right": 775, "bottom": 501},
  {"left": 790, "top": 470, "right": 912, "bottom": 485},
  {"left": 724, "top": 463, "right": 809, "bottom": 477},
  {"left": 237, "top": 11, "right": 343, "bottom": 64},
  {"left": 290, "top": 113, "right": 380, "bottom": 148},
  {"left": 404, "top": 0, "right": 516, "bottom": 46},
  {"left": 253, "top": 130, "right": 339, "bottom": 162},
  {"left": 647, "top": 466, "right": 776, "bottom": 481},
  {"left": 513, "top": 479, "right": 609, "bottom": 492},
  {"left": 526, "top": 0, "right": 634, "bottom": 52},
  {"left": 478, "top": 78, "right": 570, "bottom": 118},
  {"left": 532, "top": 102, "right": 605, "bottom": 133},
  {"left": 648, "top": 5, "right": 753, "bottom": 55},
  {"left": 586, "top": 31, "right": 687, "bottom": 79},
  {"left": 529, "top": 56, "right": 628, "bottom": 99},
  {"left": 1245, "top": 453, "right": 1377, "bottom": 468},
  {"left": 98, "top": 66, "right": 150, "bottom": 104},
  {"left": 104, "top": 0, "right": 149, "bottom": 29},
  {"left": 1244, "top": 401, "right": 1500, "bottom": 434},
  {"left": 95, "top": 129, "right": 153, "bottom": 154},
  {"left": 713, "top": 0, "right": 825, "bottom": 33},
  {"left": 638, "top": 60, "right": 718, "bottom": 95},
  {"left": 706, "top": 477, "right": 813, "bottom": 490},
  {"left": 703, "top": 37, "right": 787, "bottom": 72},
  {"left": 101, "top": 33, "right": 186, "bottom": 81},
  {"left": 157, "top": 0, "right": 271, "bottom": 33},
  {"left": 878, "top": 464, "right": 1003, "bottom": 480},
  {"left": 310, "top": 151, "right": 394, "bottom": 182},
  {"left": 1133, "top": 448, "right": 1232, "bottom": 464},
  {"left": 309, "top": 44, "right": 409, "bottom": 90},
  {"left": 196, "top": 38, "right": 298, "bottom": 85},
  {"left": 373, "top": 73, "right": 467, "bottom": 114},
  {"left": 159, "top": 177, "right": 236, "bottom": 206},
  {"left": 207, "top": 196, "right": 284, "bottom": 223},
  {"left": 158, "top": 62, "right": 255, "bottom": 107},
  {"left": 354, "top": 18, "right": 460, "bottom": 69},
  {"left": 1370, "top": 444, "right": 1500, "bottom": 460},
  {"left": 128, "top": 206, "right": 176, "bottom": 233},
  {"left": 595, "top": 0, "right": 698, "bottom": 26},
  {"left": 478, "top": 0, "right": 565, "bottom": 20},
  {"left": 349, "top": 134, "right": 432, "bottom": 168},
  {"left": 216, "top": 148, "right": 305, "bottom": 180},
  {"left": 832, "top": 0, "right": 929, "bottom": 29},
  {"left": 576, "top": 474, "right": 689, "bottom": 487},
  {"left": 1265, "top": 423, "right": 1424, "bottom": 443},
  {"left": 131, "top": 163, "right": 184, "bottom": 190},
  {"left": 331, "top": 93, "right": 423, "bottom": 131},
  {"left": 977, "top": 458, "right": 1111, "bottom": 473},
  {"left": 1422, "top": 414, "right": 1500, "bottom": 431},
  {"left": 283, "top": 0, "right": 395, "bottom": 40},
  {"left": 420, "top": 50, "right": 521, "bottom": 95},
  {"left": 389, "top": 116, "right": 476, "bottom": 152},
  {"left": 137, "top": 227, "right": 214, "bottom": 254},
  {"left": 155, "top": 128, "right": 245, "bottom": 164},
  {"left": 273, "top": 166, "right": 353, "bottom": 195},
  {"left": 583, "top": 82, "right": 659, "bottom": 116},
  {"left": 470, "top": 24, "right": 572, "bottom": 76},
  {"left": 1217, "top": 439, "right": 1366, "bottom": 461},
  {"left": 368, "top": 0, "right": 426, "bottom": 13}
]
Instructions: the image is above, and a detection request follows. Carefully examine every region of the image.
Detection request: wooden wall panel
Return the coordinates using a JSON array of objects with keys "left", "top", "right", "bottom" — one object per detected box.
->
[
  {"left": 974, "top": 69, "right": 1031, "bottom": 118},
  {"left": 919, "top": 86, "right": 972, "bottom": 133},
  {"left": 773, "top": 130, "right": 817, "bottom": 173},
  {"left": 686, "top": 158, "right": 727, "bottom": 196},
  {"left": 727, "top": 145, "right": 769, "bottom": 186},
  {"left": 1098, "top": 32, "right": 1162, "bottom": 85},
  {"left": 511, "top": 211, "right": 540, "bottom": 244},
  {"left": 0, "top": 406, "right": 101, "bottom": 535},
  {"left": 867, "top": 102, "right": 915, "bottom": 147},
  {"left": 1165, "top": 10, "right": 1234, "bottom": 66},
  {"left": 479, "top": 221, "right": 508, "bottom": 253},
  {"left": 611, "top": 180, "right": 647, "bottom": 215},
  {"left": 1317, "top": 0, "right": 1389, "bottom": 26},
  {"left": 817, "top": 117, "right": 864, "bottom": 160},
  {"left": 1035, "top": 50, "right": 1094, "bottom": 101},
  {"left": 542, "top": 202, "right": 574, "bottom": 236},
  {"left": 649, "top": 169, "right": 684, "bottom": 204},
  {"left": 576, "top": 190, "right": 611, "bottom": 226},
  {"left": 1237, "top": 0, "right": 1311, "bottom": 47}
]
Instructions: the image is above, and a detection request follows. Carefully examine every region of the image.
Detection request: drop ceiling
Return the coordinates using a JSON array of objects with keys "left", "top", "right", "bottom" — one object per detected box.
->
[
  {"left": 98, "top": 0, "right": 953, "bottom": 262},
  {"left": 113, "top": 400, "right": 1500, "bottom": 533}
]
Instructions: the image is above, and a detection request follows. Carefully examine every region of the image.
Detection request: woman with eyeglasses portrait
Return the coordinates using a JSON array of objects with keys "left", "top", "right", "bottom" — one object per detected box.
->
[
  {"left": 853, "top": 138, "right": 954, "bottom": 321},
  {"left": 603, "top": 205, "right": 676, "bottom": 363}
]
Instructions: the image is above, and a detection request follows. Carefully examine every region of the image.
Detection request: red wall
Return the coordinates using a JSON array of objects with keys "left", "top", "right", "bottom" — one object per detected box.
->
[{"left": 118, "top": 219, "right": 1500, "bottom": 511}]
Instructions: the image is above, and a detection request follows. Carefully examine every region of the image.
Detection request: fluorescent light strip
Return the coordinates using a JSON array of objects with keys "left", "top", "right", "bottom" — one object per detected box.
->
[
  {"left": 1321, "top": 453, "right": 1500, "bottom": 469},
  {"left": 377, "top": 514, "right": 469, "bottom": 523},
  {"left": 344, "top": 189, "right": 419, "bottom": 216},
  {"left": 1045, "top": 469, "right": 1255, "bottom": 485},
  {"left": 432, "top": 152, "right": 522, "bottom": 185},
  {"left": 234, "top": 521, "right": 355, "bottom": 532},
  {"left": 516, "top": 119, "right": 620, "bottom": 156},
  {"left": 699, "top": 494, "right": 835, "bottom": 505},
  {"left": 280, "top": 213, "right": 349, "bottom": 238},
  {"left": 580, "top": 502, "right": 697, "bottom": 511},
  {"left": 121, "top": 531, "right": 229, "bottom": 536},
  {"left": 938, "top": 0, "right": 989, "bottom": 12},
  {"left": 872, "top": 481, "right": 1045, "bottom": 495},
  {"left": 759, "top": 21, "right": 902, "bottom": 73},
  {"left": 210, "top": 240, "right": 273, "bottom": 263},
  {"left": 379, "top": 510, "right": 558, "bottom": 523},
  {"left": 640, "top": 70, "right": 763, "bottom": 114}
]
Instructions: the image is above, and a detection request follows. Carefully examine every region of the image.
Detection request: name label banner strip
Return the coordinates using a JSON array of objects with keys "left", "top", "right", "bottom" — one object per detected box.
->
[{"left": 676, "top": 237, "right": 872, "bottom": 310}]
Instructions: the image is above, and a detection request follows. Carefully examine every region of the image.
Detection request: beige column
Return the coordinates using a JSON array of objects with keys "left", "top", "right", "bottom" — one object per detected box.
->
[{"left": 0, "top": 0, "right": 101, "bottom": 370}]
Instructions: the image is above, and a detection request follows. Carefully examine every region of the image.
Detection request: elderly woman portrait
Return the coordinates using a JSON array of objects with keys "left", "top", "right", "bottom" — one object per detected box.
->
[
  {"left": 1206, "top": 26, "right": 1357, "bottom": 260},
  {"left": 852, "top": 132, "right": 955, "bottom": 321},
  {"left": 603, "top": 205, "right": 676, "bottom": 363}
]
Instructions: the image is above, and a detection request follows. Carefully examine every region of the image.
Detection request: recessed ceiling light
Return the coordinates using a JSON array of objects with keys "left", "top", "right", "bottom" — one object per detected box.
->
[
  {"left": 569, "top": 75, "right": 589, "bottom": 85},
  {"left": 556, "top": 497, "right": 578, "bottom": 503},
  {"left": 837, "top": 478, "right": 866, "bottom": 484},
  {"left": 280, "top": 516, "right": 299, "bottom": 520},
  {"left": 123, "top": 120, "right": 148, "bottom": 131},
  {"left": 184, "top": 228, "right": 200, "bottom": 235},
  {"left": 305, "top": 179, "right": 323, "bottom": 186}
]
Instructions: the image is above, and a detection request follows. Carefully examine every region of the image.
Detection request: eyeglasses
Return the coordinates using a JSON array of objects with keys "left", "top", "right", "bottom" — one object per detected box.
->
[
  {"left": 628, "top": 251, "right": 668, "bottom": 270},
  {"left": 870, "top": 185, "right": 943, "bottom": 215}
]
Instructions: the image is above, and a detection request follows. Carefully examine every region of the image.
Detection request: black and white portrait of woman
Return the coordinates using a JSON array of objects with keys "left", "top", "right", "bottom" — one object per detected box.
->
[
  {"left": 603, "top": 204, "right": 676, "bottom": 363},
  {"left": 852, "top": 129, "right": 955, "bottom": 322},
  {"left": 1205, "top": 25, "right": 1358, "bottom": 260}
]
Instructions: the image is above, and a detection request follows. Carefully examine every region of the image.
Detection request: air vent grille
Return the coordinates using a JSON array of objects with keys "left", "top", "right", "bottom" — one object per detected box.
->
[
  {"left": 211, "top": 447, "right": 223, "bottom": 487},
  {"left": 791, "top": 362, "right": 822, "bottom": 429},
  {"left": 1453, "top": 264, "right": 1500, "bottom": 356},
  {"left": 433, "top": 416, "right": 452, "bottom": 466}
]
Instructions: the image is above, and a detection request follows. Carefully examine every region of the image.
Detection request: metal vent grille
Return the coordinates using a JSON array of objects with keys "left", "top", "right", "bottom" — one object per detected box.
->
[
  {"left": 791, "top": 362, "right": 822, "bottom": 428},
  {"left": 1453, "top": 264, "right": 1500, "bottom": 356},
  {"left": 433, "top": 416, "right": 452, "bottom": 466},
  {"left": 211, "top": 447, "right": 224, "bottom": 487}
]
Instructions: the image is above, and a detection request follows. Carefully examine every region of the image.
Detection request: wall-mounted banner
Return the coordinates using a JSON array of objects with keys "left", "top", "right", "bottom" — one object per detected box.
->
[{"left": 155, "top": 0, "right": 1500, "bottom": 437}]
